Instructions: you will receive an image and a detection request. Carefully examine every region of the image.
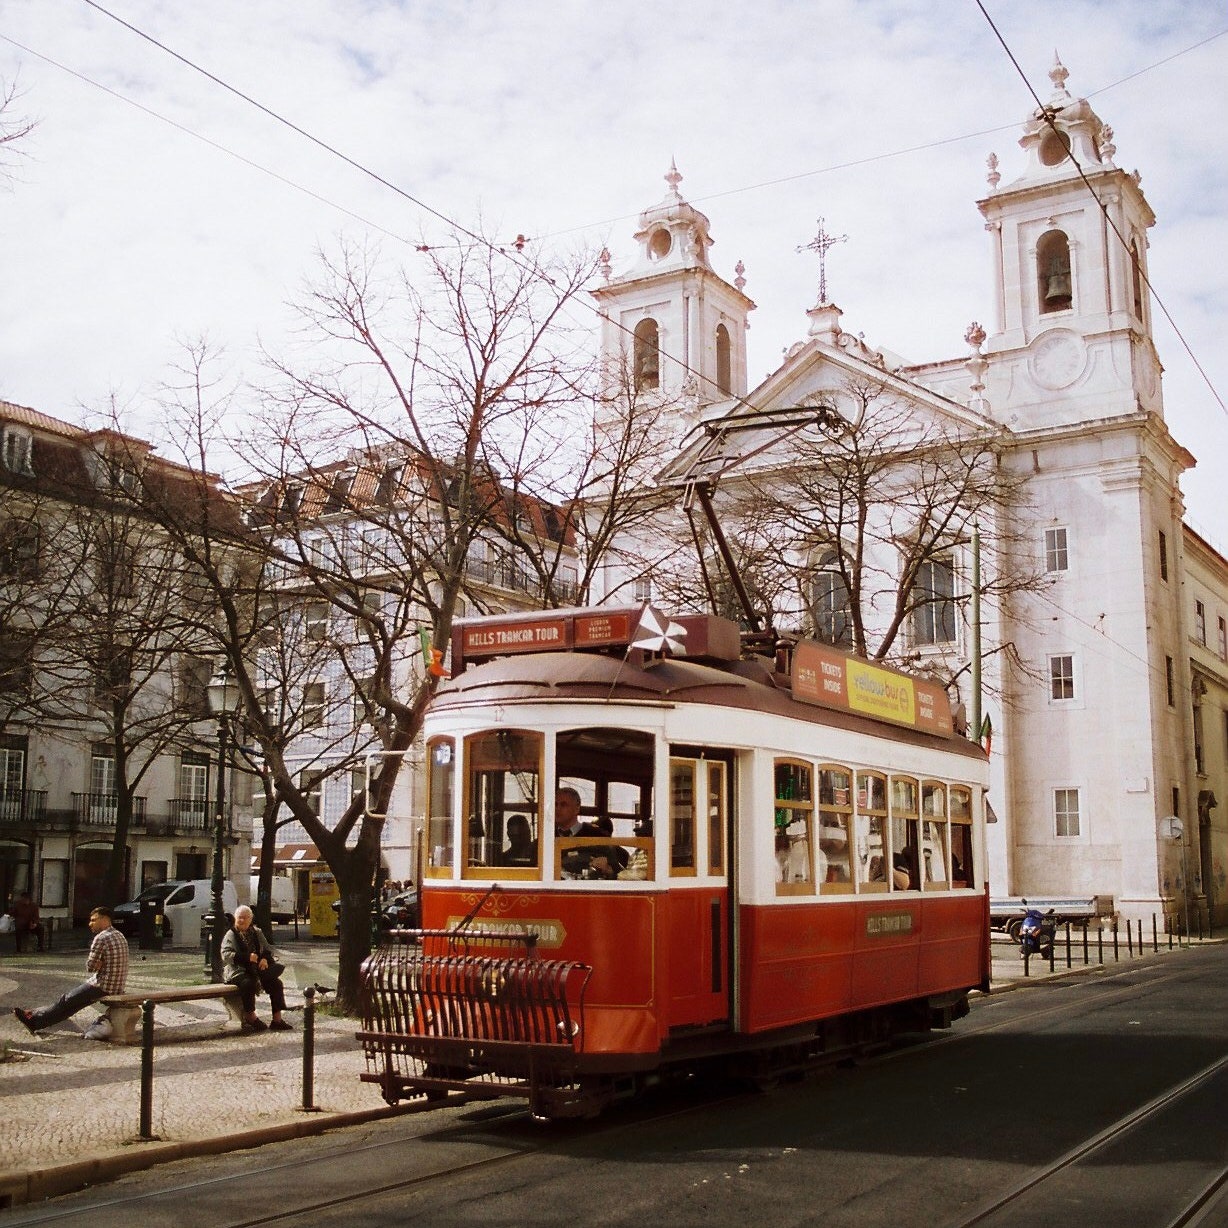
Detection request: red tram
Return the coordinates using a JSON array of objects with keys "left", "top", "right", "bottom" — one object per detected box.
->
[{"left": 358, "top": 605, "right": 989, "bottom": 1118}]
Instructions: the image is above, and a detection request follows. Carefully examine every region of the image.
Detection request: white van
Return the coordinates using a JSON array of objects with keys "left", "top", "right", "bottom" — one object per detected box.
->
[
  {"left": 250, "top": 875, "right": 297, "bottom": 924},
  {"left": 161, "top": 879, "right": 237, "bottom": 949}
]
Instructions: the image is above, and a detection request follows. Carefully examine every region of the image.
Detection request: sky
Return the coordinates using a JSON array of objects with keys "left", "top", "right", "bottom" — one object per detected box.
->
[{"left": 1, "top": 1, "right": 1225, "bottom": 542}]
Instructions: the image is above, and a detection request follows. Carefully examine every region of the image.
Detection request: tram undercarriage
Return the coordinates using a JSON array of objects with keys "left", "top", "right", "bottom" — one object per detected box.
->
[{"left": 357, "top": 930, "right": 973, "bottom": 1120}]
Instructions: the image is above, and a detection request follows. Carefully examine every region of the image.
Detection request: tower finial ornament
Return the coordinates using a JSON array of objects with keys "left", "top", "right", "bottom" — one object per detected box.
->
[
  {"left": 665, "top": 159, "right": 683, "bottom": 199},
  {"left": 1049, "top": 52, "right": 1070, "bottom": 100},
  {"left": 798, "top": 217, "right": 847, "bottom": 305}
]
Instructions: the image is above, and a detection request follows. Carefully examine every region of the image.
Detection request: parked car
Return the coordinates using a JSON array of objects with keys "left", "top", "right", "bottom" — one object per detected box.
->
[
  {"left": 112, "top": 879, "right": 238, "bottom": 948},
  {"left": 331, "top": 888, "right": 419, "bottom": 931}
]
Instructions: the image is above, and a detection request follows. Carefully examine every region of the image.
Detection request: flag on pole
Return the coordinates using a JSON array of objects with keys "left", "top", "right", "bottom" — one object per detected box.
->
[
  {"left": 419, "top": 627, "right": 449, "bottom": 678},
  {"left": 631, "top": 605, "right": 688, "bottom": 655},
  {"left": 979, "top": 712, "right": 993, "bottom": 757}
]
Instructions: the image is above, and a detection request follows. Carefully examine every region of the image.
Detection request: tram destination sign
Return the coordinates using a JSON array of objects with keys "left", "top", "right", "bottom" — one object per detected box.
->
[
  {"left": 454, "top": 608, "right": 640, "bottom": 666},
  {"left": 791, "top": 640, "right": 954, "bottom": 736}
]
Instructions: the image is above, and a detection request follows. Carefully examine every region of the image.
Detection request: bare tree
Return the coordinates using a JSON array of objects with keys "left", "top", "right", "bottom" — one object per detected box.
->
[
  {"left": 646, "top": 378, "right": 1044, "bottom": 696},
  {"left": 35, "top": 434, "right": 218, "bottom": 904},
  {"left": 0, "top": 76, "right": 36, "bottom": 187}
]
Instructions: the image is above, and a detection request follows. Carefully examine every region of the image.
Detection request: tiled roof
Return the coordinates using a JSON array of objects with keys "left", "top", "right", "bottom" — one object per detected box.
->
[{"left": 0, "top": 399, "right": 87, "bottom": 440}]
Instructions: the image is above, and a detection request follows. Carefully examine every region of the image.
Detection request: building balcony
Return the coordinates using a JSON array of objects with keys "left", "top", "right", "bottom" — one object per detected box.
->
[
  {"left": 158, "top": 799, "right": 215, "bottom": 835},
  {"left": 0, "top": 789, "right": 48, "bottom": 825},
  {"left": 70, "top": 792, "right": 147, "bottom": 829}
]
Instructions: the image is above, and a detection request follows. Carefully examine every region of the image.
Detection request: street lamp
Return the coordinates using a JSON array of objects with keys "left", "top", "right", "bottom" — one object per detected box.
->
[
  {"left": 206, "top": 661, "right": 241, "bottom": 982},
  {"left": 1164, "top": 815, "right": 1191, "bottom": 943}
]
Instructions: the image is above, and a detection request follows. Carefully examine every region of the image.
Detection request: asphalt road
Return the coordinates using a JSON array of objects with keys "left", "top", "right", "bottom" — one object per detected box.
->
[{"left": 7, "top": 942, "right": 1228, "bottom": 1228}]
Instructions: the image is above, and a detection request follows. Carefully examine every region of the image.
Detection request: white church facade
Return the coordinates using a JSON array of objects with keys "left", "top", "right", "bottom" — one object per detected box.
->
[{"left": 590, "top": 59, "right": 1220, "bottom": 930}]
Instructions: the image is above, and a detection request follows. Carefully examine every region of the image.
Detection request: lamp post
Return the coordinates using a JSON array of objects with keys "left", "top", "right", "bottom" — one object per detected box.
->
[
  {"left": 206, "top": 662, "right": 241, "bottom": 982},
  {"left": 1165, "top": 815, "right": 1191, "bottom": 943}
]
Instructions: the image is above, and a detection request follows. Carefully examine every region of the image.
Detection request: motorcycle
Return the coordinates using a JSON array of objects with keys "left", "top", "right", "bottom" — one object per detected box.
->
[{"left": 1018, "top": 899, "right": 1057, "bottom": 960}]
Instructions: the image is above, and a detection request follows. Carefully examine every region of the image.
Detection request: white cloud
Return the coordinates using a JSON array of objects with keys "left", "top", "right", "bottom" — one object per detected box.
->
[{"left": 1, "top": 0, "right": 1224, "bottom": 538}]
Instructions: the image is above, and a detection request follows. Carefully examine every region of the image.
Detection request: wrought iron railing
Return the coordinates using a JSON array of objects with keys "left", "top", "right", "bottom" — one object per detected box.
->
[
  {"left": 165, "top": 798, "right": 213, "bottom": 833},
  {"left": 0, "top": 789, "right": 47, "bottom": 824},
  {"left": 70, "top": 792, "right": 147, "bottom": 828}
]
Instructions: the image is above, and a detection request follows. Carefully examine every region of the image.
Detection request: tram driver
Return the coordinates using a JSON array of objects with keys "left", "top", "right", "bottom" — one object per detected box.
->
[{"left": 556, "top": 787, "right": 629, "bottom": 879}]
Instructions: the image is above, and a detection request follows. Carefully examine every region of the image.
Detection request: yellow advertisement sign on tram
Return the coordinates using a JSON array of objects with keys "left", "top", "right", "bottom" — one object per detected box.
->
[
  {"left": 791, "top": 640, "right": 953, "bottom": 736},
  {"left": 846, "top": 658, "right": 916, "bottom": 724}
]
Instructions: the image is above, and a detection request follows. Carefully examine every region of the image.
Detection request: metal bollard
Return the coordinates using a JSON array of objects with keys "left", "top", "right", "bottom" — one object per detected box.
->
[
  {"left": 300, "top": 986, "right": 320, "bottom": 1113},
  {"left": 1082, "top": 923, "right": 1089, "bottom": 965},
  {"left": 1126, "top": 919, "right": 1134, "bottom": 958},
  {"left": 1022, "top": 949, "right": 1030, "bottom": 977},
  {"left": 1152, "top": 914, "right": 1158, "bottom": 953},
  {"left": 1064, "top": 922, "right": 1072, "bottom": 968},
  {"left": 140, "top": 1000, "right": 156, "bottom": 1140},
  {"left": 1097, "top": 924, "right": 1103, "bottom": 965},
  {"left": 1113, "top": 921, "right": 1119, "bottom": 961}
]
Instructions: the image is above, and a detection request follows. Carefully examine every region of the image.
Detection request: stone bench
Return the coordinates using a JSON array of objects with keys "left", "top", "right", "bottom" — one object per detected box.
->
[{"left": 99, "top": 984, "right": 244, "bottom": 1044}]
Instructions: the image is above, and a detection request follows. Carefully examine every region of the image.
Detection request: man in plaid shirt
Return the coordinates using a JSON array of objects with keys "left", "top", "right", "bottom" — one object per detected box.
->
[{"left": 13, "top": 904, "right": 129, "bottom": 1037}]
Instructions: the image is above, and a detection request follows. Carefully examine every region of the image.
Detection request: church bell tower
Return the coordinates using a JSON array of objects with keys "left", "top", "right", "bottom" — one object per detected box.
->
[
  {"left": 978, "top": 56, "right": 1162, "bottom": 431},
  {"left": 591, "top": 163, "right": 755, "bottom": 420}
]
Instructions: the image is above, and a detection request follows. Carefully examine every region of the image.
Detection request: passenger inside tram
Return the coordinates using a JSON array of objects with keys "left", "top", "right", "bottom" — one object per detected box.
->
[{"left": 498, "top": 814, "right": 538, "bottom": 867}]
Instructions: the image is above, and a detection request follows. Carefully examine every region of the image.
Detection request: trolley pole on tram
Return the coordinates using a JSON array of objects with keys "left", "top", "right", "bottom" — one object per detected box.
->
[{"left": 971, "top": 522, "right": 982, "bottom": 743}]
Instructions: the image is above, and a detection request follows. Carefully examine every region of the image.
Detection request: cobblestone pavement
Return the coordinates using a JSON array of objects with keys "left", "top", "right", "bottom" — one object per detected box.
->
[
  {"left": 0, "top": 925, "right": 1211, "bottom": 1206},
  {"left": 0, "top": 931, "right": 402, "bottom": 1205}
]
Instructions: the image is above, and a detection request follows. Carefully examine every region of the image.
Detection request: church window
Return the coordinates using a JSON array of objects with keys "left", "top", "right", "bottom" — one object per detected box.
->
[
  {"left": 1195, "top": 600, "right": 1207, "bottom": 646},
  {"left": 1049, "top": 654, "right": 1075, "bottom": 702},
  {"left": 1044, "top": 527, "right": 1068, "bottom": 573},
  {"left": 633, "top": 318, "right": 660, "bottom": 390},
  {"left": 812, "top": 549, "right": 852, "bottom": 647},
  {"left": 1130, "top": 239, "right": 1148, "bottom": 320},
  {"left": 1165, "top": 656, "right": 1174, "bottom": 707},
  {"left": 1037, "top": 230, "right": 1072, "bottom": 314},
  {"left": 1158, "top": 530, "right": 1168, "bottom": 581},
  {"left": 911, "top": 556, "right": 957, "bottom": 648},
  {"left": 1054, "top": 788, "right": 1080, "bottom": 838},
  {"left": 715, "top": 324, "right": 732, "bottom": 395}
]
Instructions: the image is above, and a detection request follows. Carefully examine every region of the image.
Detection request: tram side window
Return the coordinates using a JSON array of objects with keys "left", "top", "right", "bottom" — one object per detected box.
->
[
  {"left": 855, "top": 771, "right": 888, "bottom": 892},
  {"left": 817, "top": 765, "right": 853, "bottom": 893},
  {"left": 950, "top": 787, "right": 974, "bottom": 888},
  {"left": 425, "top": 738, "right": 455, "bottom": 876},
  {"left": 707, "top": 761, "right": 727, "bottom": 875},
  {"left": 921, "top": 781, "right": 948, "bottom": 890},
  {"left": 774, "top": 760, "right": 814, "bottom": 895},
  {"left": 890, "top": 777, "right": 919, "bottom": 890},
  {"left": 464, "top": 729, "right": 542, "bottom": 878},
  {"left": 670, "top": 761, "right": 697, "bottom": 875}
]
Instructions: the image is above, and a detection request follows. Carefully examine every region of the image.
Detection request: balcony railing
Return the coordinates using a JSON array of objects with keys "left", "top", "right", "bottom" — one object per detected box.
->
[
  {"left": 162, "top": 798, "right": 214, "bottom": 834},
  {"left": 0, "top": 790, "right": 48, "bottom": 825},
  {"left": 71, "top": 793, "right": 147, "bottom": 828}
]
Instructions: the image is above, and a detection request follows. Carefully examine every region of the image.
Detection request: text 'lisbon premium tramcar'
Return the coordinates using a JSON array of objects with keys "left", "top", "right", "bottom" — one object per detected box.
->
[{"left": 358, "top": 605, "right": 990, "bottom": 1118}]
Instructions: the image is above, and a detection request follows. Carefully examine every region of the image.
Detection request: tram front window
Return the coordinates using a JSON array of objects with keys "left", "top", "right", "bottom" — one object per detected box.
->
[
  {"left": 556, "top": 727, "right": 655, "bottom": 881},
  {"left": 464, "top": 729, "right": 542, "bottom": 878}
]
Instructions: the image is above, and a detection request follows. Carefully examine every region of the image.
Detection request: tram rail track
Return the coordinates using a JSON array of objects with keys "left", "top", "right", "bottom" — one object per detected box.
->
[{"left": 950, "top": 1053, "right": 1228, "bottom": 1228}]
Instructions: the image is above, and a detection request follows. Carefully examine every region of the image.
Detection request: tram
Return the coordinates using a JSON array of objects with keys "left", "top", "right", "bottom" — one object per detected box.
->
[{"left": 358, "top": 605, "right": 990, "bottom": 1119}]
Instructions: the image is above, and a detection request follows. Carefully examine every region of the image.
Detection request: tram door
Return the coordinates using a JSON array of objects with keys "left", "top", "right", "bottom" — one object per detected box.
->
[{"left": 665, "top": 751, "right": 733, "bottom": 1031}]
